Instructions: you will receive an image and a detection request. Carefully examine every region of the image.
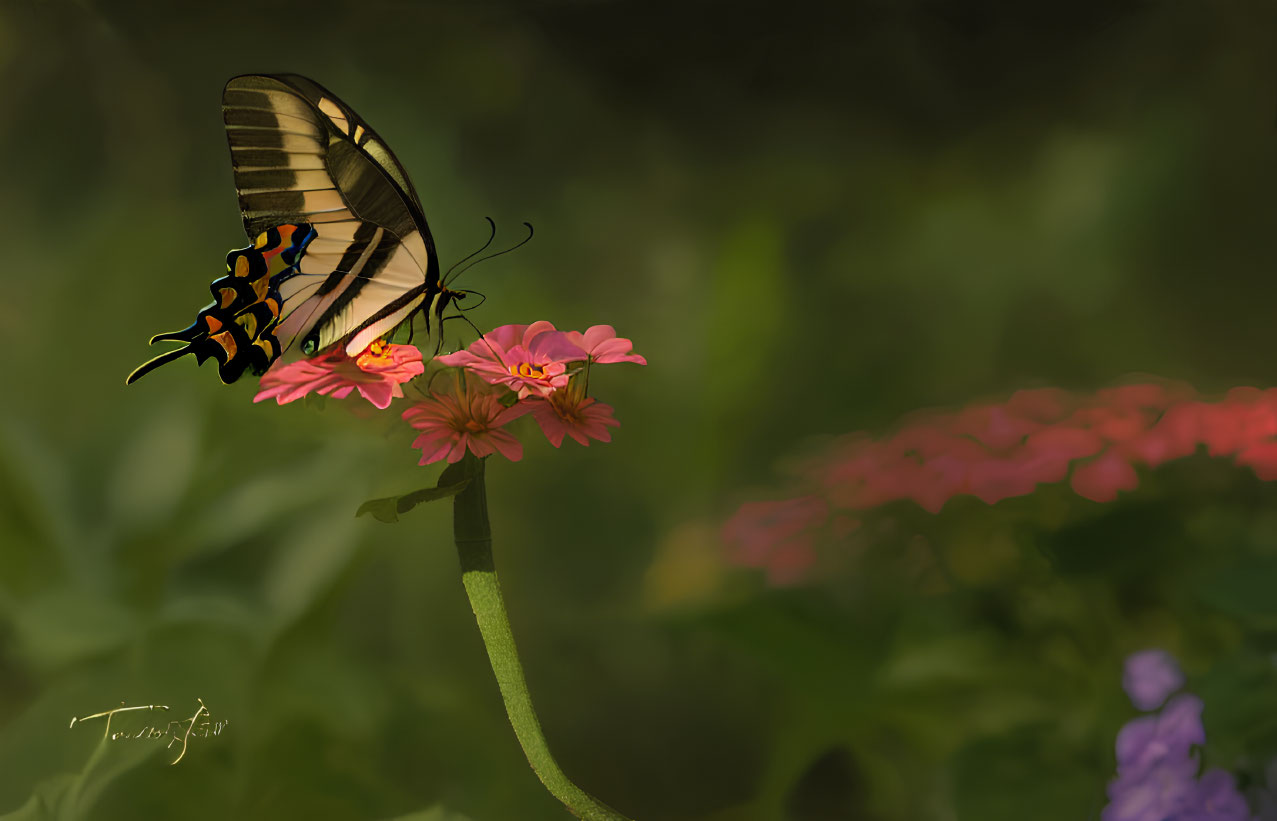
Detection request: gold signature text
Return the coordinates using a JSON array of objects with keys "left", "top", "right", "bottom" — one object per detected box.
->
[{"left": 68, "top": 698, "right": 228, "bottom": 764}]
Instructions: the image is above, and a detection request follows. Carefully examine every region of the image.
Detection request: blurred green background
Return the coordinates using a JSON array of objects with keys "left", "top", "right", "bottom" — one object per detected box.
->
[{"left": 2, "top": 1, "right": 1277, "bottom": 819}]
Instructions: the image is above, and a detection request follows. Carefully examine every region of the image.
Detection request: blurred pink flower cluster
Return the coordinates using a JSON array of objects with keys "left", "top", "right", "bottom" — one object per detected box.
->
[
  {"left": 251, "top": 323, "right": 645, "bottom": 466},
  {"left": 724, "top": 381, "right": 1277, "bottom": 584},
  {"left": 721, "top": 497, "right": 834, "bottom": 586}
]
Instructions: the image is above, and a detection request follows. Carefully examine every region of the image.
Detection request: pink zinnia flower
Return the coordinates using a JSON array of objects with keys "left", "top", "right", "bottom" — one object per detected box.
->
[
  {"left": 949, "top": 404, "right": 1042, "bottom": 449},
  {"left": 563, "top": 325, "right": 647, "bottom": 365},
  {"left": 435, "top": 321, "right": 584, "bottom": 399},
  {"left": 725, "top": 377, "right": 1277, "bottom": 586},
  {"left": 525, "top": 387, "right": 621, "bottom": 447},
  {"left": 1070, "top": 451, "right": 1141, "bottom": 503},
  {"left": 253, "top": 340, "right": 424, "bottom": 409},
  {"left": 721, "top": 496, "right": 827, "bottom": 586},
  {"left": 401, "top": 373, "right": 531, "bottom": 465}
]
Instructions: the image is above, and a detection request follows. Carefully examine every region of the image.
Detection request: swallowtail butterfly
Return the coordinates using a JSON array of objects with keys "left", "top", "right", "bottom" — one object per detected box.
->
[{"left": 128, "top": 74, "right": 455, "bottom": 385}]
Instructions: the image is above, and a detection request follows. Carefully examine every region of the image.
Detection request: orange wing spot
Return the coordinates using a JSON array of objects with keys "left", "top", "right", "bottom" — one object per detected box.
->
[
  {"left": 234, "top": 255, "right": 250, "bottom": 277},
  {"left": 264, "top": 297, "right": 280, "bottom": 315},
  {"left": 205, "top": 315, "right": 223, "bottom": 332},
  {"left": 211, "top": 331, "right": 238, "bottom": 358},
  {"left": 219, "top": 287, "right": 237, "bottom": 308},
  {"left": 261, "top": 227, "right": 290, "bottom": 261},
  {"left": 239, "top": 313, "right": 259, "bottom": 338},
  {"left": 253, "top": 232, "right": 269, "bottom": 250},
  {"left": 252, "top": 275, "right": 269, "bottom": 300},
  {"left": 265, "top": 230, "right": 303, "bottom": 267}
]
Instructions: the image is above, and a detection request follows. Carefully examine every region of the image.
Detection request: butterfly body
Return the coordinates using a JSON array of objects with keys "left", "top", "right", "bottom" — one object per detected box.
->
[{"left": 128, "top": 74, "right": 451, "bottom": 385}]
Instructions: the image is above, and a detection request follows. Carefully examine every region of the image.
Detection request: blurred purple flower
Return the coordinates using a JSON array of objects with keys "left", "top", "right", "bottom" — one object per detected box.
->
[
  {"left": 1106, "top": 693, "right": 1207, "bottom": 820},
  {"left": 1125, "top": 649, "right": 1187, "bottom": 711},
  {"left": 1114, "top": 695, "right": 1205, "bottom": 778},
  {"left": 1103, "top": 652, "right": 1255, "bottom": 821},
  {"left": 1104, "top": 755, "right": 1198, "bottom": 821},
  {"left": 1177, "top": 769, "right": 1252, "bottom": 821}
]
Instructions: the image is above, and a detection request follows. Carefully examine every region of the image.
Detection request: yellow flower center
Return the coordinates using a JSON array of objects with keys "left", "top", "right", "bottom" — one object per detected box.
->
[
  {"left": 357, "top": 339, "right": 394, "bottom": 368},
  {"left": 510, "top": 362, "right": 546, "bottom": 379}
]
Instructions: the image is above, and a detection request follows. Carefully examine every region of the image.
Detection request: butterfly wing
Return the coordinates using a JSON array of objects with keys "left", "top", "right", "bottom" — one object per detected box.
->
[
  {"left": 128, "top": 75, "right": 442, "bottom": 386},
  {"left": 222, "top": 74, "right": 441, "bottom": 360}
]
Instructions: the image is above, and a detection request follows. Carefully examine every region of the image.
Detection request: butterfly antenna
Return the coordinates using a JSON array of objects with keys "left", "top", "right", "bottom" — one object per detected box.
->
[
  {"left": 444, "top": 222, "right": 534, "bottom": 287},
  {"left": 452, "top": 289, "right": 487, "bottom": 311},
  {"left": 443, "top": 217, "right": 497, "bottom": 283}
]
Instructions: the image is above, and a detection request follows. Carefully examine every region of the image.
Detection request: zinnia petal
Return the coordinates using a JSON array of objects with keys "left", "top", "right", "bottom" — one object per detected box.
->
[
  {"left": 253, "top": 343, "right": 421, "bottom": 408},
  {"left": 566, "top": 325, "right": 647, "bottom": 364},
  {"left": 402, "top": 372, "right": 528, "bottom": 465}
]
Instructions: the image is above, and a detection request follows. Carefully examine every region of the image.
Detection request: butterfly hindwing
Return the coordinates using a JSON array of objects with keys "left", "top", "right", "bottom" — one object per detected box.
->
[{"left": 126, "top": 224, "right": 313, "bottom": 385}]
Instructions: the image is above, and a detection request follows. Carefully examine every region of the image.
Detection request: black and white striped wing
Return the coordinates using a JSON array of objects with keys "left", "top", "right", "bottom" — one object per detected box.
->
[{"left": 222, "top": 74, "right": 441, "bottom": 359}]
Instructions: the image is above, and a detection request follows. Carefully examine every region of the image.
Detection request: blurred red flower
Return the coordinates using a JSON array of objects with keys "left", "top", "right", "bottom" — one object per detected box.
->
[{"left": 726, "top": 380, "right": 1277, "bottom": 584}]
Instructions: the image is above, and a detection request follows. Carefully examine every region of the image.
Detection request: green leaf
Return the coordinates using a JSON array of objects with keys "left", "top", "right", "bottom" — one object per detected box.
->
[
  {"left": 952, "top": 727, "right": 1101, "bottom": 821},
  {"left": 437, "top": 458, "right": 475, "bottom": 489},
  {"left": 60, "top": 736, "right": 163, "bottom": 819},
  {"left": 13, "top": 587, "right": 138, "bottom": 670},
  {"left": 381, "top": 805, "right": 472, "bottom": 821},
  {"left": 0, "top": 733, "right": 162, "bottom": 821},
  {"left": 264, "top": 510, "right": 362, "bottom": 636},
  {"left": 1193, "top": 555, "right": 1277, "bottom": 618},
  {"left": 356, "top": 480, "right": 471, "bottom": 523},
  {"left": 107, "top": 403, "right": 200, "bottom": 531},
  {"left": 0, "top": 774, "right": 74, "bottom": 821}
]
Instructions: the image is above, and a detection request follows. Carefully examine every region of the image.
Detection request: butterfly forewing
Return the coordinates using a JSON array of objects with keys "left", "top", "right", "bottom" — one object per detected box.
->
[{"left": 221, "top": 74, "right": 440, "bottom": 360}]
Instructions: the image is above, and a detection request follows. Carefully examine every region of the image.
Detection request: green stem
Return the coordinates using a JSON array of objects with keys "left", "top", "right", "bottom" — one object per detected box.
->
[{"left": 450, "top": 454, "right": 633, "bottom": 821}]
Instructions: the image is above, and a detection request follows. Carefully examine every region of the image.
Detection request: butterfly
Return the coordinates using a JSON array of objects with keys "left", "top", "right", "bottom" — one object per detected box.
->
[{"left": 127, "top": 74, "right": 460, "bottom": 385}]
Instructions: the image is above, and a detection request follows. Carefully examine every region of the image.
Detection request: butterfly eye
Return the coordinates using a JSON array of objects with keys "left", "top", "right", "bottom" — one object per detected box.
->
[{"left": 301, "top": 334, "right": 319, "bottom": 356}]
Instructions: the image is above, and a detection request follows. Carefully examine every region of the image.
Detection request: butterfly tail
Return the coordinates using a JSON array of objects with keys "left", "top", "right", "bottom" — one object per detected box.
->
[
  {"left": 149, "top": 321, "right": 205, "bottom": 345},
  {"left": 125, "top": 346, "right": 198, "bottom": 385},
  {"left": 128, "top": 322, "right": 280, "bottom": 386},
  {"left": 129, "top": 226, "right": 306, "bottom": 386}
]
